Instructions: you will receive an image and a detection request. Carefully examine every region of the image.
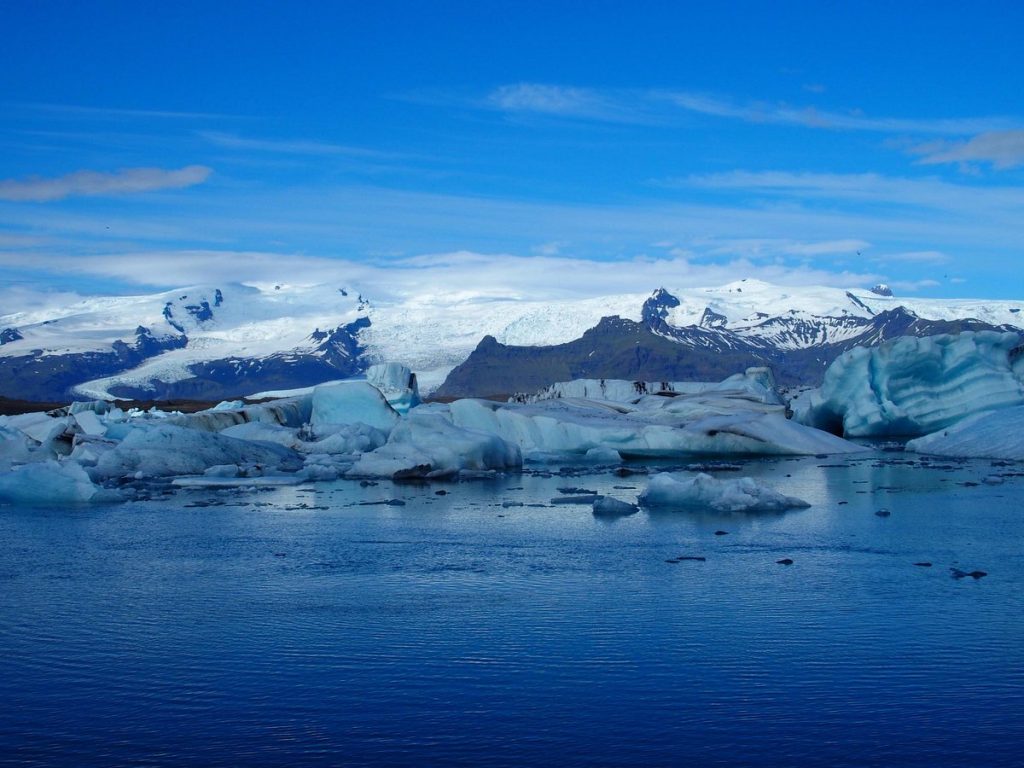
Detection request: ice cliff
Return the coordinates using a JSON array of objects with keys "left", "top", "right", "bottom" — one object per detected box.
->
[{"left": 795, "top": 331, "right": 1024, "bottom": 437}]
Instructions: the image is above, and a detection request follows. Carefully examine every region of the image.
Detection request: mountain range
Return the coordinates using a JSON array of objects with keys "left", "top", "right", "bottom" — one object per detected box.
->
[{"left": 2, "top": 279, "right": 1021, "bottom": 402}]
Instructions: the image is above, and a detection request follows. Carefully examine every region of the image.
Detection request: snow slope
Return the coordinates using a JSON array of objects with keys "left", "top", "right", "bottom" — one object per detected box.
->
[{"left": 2, "top": 279, "right": 1021, "bottom": 400}]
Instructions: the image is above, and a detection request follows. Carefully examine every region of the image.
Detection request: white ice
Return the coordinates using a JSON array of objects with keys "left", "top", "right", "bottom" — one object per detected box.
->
[
  {"left": 796, "top": 331, "right": 1024, "bottom": 437},
  {"left": 638, "top": 472, "right": 811, "bottom": 513},
  {"left": 907, "top": 405, "right": 1024, "bottom": 460}
]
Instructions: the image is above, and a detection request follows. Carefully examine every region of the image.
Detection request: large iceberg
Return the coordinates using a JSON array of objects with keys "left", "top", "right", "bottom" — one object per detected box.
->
[
  {"left": 796, "top": 331, "right": 1024, "bottom": 437},
  {"left": 347, "top": 410, "right": 521, "bottom": 479},
  {"left": 639, "top": 472, "right": 810, "bottom": 513},
  {"left": 906, "top": 405, "right": 1024, "bottom": 460},
  {"left": 449, "top": 393, "right": 861, "bottom": 460}
]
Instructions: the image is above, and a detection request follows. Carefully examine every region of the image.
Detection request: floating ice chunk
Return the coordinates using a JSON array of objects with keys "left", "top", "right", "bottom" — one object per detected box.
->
[
  {"left": 592, "top": 496, "right": 639, "bottom": 516},
  {"left": 171, "top": 475, "right": 304, "bottom": 488},
  {"left": 347, "top": 411, "right": 521, "bottom": 479},
  {"left": 639, "top": 472, "right": 810, "bottom": 513},
  {"left": 0, "top": 424, "right": 37, "bottom": 463},
  {"left": 797, "top": 331, "right": 1024, "bottom": 437},
  {"left": 93, "top": 423, "right": 303, "bottom": 479},
  {"left": 366, "top": 362, "right": 421, "bottom": 413},
  {"left": 0, "top": 459, "right": 110, "bottom": 505},
  {"left": 220, "top": 421, "right": 303, "bottom": 450},
  {"left": 906, "top": 405, "right": 1024, "bottom": 460},
  {"left": 72, "top": 410, "right": 106, "bottom": 437},
  {"left": 7, "top": 412, "right": 69, "bottom": 444},
  {"left": 310, "top": 382, "right": 399, "bottom": 433},
  {"left": 585, "top": 447, "right": 622, "bottom": 462},
  {"left": 302, "top": 423, "right": 388, "bottom": 455},
  {"left": 211, "top": 400, "right": 246, "bottom": 411}
]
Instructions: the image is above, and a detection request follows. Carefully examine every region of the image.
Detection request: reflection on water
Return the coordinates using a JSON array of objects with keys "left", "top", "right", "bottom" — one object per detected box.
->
[{"left": 1, "top": 454, "right": 1022, "bottom": 766}]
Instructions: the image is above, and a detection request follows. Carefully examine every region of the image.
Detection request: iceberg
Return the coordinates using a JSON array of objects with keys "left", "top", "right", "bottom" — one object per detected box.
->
[
  {"left": 310, "top": 381, "right": 400, "bottom": 433},
  {"left": 93, "top": 423, "right": 303, "bottom": 479},
  {"left": 639, "top": 472, "right": 810, "bottom": 513},
  {"left": 449, "top": 394, "right": 862, "bottom": 459},
  {"left": 347, "top": 411, "right": 521, "bottom": 479},
  {"left": 796, "top": 331, "right": 1024, "bottom": 437},
  {"left": 906, "top": 405, "right": 1024, "bottom": 460},
  {"left": 0, "top": 459, "right": 108, "bottom": 505}
]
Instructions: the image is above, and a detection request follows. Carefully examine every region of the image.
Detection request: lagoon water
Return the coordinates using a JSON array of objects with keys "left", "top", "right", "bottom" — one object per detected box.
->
[{"left": 2, "top": 453, "right": 1023, "bottom": 766}]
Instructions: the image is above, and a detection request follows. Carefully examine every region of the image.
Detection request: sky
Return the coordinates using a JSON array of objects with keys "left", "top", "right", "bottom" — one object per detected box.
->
[{"left": 1, "top": 0, "right": 1023, "bottom": 308}]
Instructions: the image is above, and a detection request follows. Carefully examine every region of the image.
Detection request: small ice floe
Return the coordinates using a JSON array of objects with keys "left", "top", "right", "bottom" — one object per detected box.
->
[
  {"left": 592, "top": 496, "right": 639, "bottom": 517},
  {"left": 639, "top": 472, "right": 810, "bottom": 513}
]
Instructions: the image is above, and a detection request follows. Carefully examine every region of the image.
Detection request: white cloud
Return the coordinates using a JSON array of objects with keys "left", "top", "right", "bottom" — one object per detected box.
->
[
  {"left": 485, "top": 84, "right": 650, "bottom": 123},
  {"left": 483, "top": 83, "right": 1022, "bottom": 136},
  {"left": 657, "top": 91, "right": 1018, "bottom": 135},
  {"left": 198, "top": 131, "right": 389, "bottom": 158},
  {"left": 0, "top": 165, "right": 212, "bottom": 202},
  {"left": 908, "top": 130, "right": 1024, "bottom": 169},
  {"left": 0, "top": 248, "right": 882, "bottom": 305},
  {"left": 874, "top": 250, "right": 950, "bottom": 264},
  {"left": 681, "top": 170, "right": 1024, "bottom": 215}
]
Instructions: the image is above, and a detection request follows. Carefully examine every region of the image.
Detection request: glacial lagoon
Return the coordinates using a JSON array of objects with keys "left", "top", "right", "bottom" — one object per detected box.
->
[{"left": 2, "top": 453, "right": 1022, "bottom": 767}]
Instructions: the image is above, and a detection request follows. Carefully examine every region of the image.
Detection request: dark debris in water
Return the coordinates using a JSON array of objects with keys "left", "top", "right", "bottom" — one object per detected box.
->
[
  {"left": 776, "top": 558, "right": 794, "bottom": 565},
  {"left": 950, "top": 568, "right": 987, "bottom": 580},
  {"left": 666, "top": 556, "right": 706, "bottom": 563}
]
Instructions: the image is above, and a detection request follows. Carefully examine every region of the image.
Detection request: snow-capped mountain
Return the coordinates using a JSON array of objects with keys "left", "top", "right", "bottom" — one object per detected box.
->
[{"left": 1, "top": 279, "right": 1021, "bottom": 402}]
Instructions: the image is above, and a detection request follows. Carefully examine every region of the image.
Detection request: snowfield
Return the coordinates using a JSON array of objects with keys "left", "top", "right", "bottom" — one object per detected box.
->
[{"left": 2, "top": 278, "right": 1021, "bottom": 400}]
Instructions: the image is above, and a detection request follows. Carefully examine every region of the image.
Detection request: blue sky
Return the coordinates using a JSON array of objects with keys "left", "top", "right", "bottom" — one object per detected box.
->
[{"left": 1, "top": 0, "right": 1023, "bottom": 304}]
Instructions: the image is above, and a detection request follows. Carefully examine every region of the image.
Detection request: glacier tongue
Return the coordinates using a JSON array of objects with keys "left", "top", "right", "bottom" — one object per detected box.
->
[{"left": 795, "top": 331, "right": 1024, "bottom": 437}]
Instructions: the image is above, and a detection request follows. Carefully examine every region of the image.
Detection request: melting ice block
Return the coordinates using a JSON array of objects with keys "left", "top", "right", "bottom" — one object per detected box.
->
[
  {"left": 907, "top": 405, "right": 1024, "bottom": 460},
  {"left": 639, "top": 472, "right": 810, "bottom": 513},
  {"left": 796, "top": 331, "right": 1024, "bottom": 437}
]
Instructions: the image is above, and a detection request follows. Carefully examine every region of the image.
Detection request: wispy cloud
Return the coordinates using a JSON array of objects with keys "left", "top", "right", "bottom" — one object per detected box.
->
[
  {"left": 0, "top": 165, "right": 212, "bottom": 202},
  {"left": 198, "top": 131, "right": 391, "bottom": 158},
  {"left": 680, "top": 170, "right": 1024, "bottom": 213},
  {"left": 658, "top": 90, "right": 1018, "bottom": 135},
  {"left": 908, "top": 130, "right": 1024, "bottom": 169},
  {"left": 482, "top": 83, "right": 1021, "bottom": 136},
  {"left": 485, "top": 83, "right": 650, "bottom": 123},
  {"left": 8, "top": 102, "right": 234, "bottom": 121}
]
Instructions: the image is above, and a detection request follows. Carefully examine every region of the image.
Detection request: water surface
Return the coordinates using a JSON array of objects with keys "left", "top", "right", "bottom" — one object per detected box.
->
[{"left": 2, "top": 454, "right": 1022, "bottom": 766}]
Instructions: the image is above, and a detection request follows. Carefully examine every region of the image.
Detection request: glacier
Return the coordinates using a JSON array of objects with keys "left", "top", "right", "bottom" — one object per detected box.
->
[{"left": 795, "top": 331, "right": 1024, "bottom": 437}]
